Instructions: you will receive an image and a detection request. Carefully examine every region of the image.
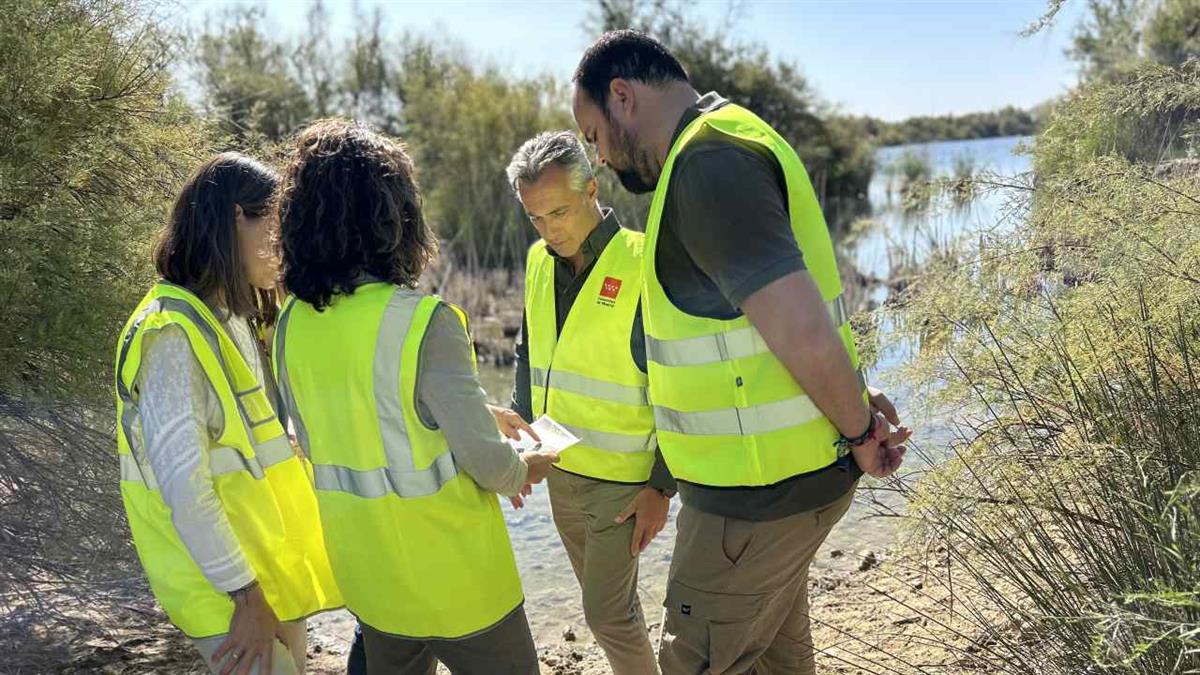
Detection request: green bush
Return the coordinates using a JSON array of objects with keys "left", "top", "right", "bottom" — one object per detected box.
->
[
  {"left": 887, "top": 57, "right": 1200, "bottom": 674},
  {"left": 0, "top": 0, "right": 209, "bottom": 604},
  {"left": 1, "top": 0, "right": 208, "bottom": 405}
]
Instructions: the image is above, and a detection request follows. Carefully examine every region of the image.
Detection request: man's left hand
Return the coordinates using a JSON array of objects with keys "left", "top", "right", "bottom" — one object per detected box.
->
[
  {"left": 615, "top": 487, "right": 670, "bottom": 557},
  {"left": 867, "top": 386, "right": 901, "bottom": 426}
]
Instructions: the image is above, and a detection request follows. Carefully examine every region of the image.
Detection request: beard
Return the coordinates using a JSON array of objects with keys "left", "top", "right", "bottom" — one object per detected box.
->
[
  {"left": 614, "top": 166, "right": 656, "bottom": 194},
  {"left": 608, "top": 120, "right": 658, "bottom": 194}
]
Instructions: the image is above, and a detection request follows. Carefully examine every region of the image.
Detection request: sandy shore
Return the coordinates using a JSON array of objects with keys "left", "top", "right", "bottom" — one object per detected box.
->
[{"left": 8, "top": 544, "right": 993, "bottom": 675}]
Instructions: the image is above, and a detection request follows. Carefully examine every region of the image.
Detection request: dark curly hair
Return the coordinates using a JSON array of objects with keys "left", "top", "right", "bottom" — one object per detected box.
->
[{"left": 278, "top": 119, "right": 437, "bottom": 310}]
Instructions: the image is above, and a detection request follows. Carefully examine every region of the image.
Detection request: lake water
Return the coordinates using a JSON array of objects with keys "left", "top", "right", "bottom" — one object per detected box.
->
[{"left": 482, "top": 135, "right": 1034, "bottom": 642}]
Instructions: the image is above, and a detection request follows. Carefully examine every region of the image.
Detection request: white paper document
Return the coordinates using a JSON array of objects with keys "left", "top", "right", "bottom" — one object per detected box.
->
[{"left": 506, "top": 415, "right": 580, "bottom": 454}]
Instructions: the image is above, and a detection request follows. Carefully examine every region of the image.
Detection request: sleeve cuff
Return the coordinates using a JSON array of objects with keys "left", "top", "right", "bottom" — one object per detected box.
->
[
  {"left": 501, "top": 453, "right": 531, "bottom": 497},
  {"left": 648, "top": 447, "right": 677, "bottom": 494},
  {"left": 210, "top": 565, "right": 257, "bottom": 594}
]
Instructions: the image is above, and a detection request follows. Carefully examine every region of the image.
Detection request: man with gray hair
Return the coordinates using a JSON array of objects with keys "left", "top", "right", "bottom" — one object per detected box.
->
[{"left": 492, "top": 130, "right": 675, "bottom": 674}]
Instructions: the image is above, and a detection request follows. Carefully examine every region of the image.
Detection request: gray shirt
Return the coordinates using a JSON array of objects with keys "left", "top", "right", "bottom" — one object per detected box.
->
[
  {"left": 658, "top": 92, "right": 861, "bottom": 522},
  {"left": 418, "top": 303, "right": 528, "bottom": 497}
]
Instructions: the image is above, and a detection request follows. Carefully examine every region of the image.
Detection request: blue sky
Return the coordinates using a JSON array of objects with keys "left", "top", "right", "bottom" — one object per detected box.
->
[{"left": 172, "top": 0, "right": 1087, "bottom": 121}]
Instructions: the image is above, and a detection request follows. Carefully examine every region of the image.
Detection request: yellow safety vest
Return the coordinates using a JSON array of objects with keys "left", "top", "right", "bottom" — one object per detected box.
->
[
  {"left": 273, "top": 283, "right": 524, "bottom": 638},
  {"left": 114, "top": 282, "right": 341, "bottom": 639},
  {"left": 642, "top": 103, "right": 866, "bottom": 488},
  {"left": 525, "top": 229, "right": 657, "bottom": 483}
]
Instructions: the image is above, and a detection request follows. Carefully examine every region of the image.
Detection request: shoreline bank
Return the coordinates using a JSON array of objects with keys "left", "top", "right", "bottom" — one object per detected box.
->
[{"left": 11, "top": 543, "right": 986, "bottom": 675}]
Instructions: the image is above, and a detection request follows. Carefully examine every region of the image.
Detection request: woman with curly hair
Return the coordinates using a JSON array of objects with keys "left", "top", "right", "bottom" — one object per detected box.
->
[
  {"left": 272, "top": 119, "right": 555, "bottom": 674},
  {"left": 114, "top": 153, "right": 340, "bottom": 675}
]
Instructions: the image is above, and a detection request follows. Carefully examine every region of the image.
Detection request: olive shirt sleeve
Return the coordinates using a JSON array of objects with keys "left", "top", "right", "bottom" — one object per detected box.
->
[
  {"left": 669, "top": 141, "right": 805, "bottom": 310},
  {"left": 415, "top": 304, "right": 528, "bottom": 497},
  {"left": 510, "top": 311, "right": 533, "bottom": 423}
]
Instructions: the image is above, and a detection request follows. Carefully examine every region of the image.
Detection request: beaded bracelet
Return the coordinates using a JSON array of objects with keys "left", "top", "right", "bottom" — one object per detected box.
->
[{"left": 834, "top": 414, "right": 877, "bottom": 458}]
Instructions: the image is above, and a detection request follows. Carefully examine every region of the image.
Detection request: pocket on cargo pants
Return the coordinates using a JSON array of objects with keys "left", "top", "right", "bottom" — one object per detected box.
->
[{"left": 660, "top": 579, "right": 767, "bottom": 675}]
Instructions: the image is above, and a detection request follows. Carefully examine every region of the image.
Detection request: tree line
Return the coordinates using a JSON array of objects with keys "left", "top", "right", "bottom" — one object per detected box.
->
[
  {"left": 192, "top": 0, "right": 882, "bottom": 270},
  {"left": 856, "top": 106, "right": 1044, "bottom": 147}
]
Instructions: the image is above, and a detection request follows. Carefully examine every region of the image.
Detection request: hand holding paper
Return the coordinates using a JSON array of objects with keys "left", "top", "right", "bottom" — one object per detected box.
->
[
  {"left": 505, "top": 416, "right": 578, "bottom": 508},
  {"left": 506, "top": 415, "right": 581, "bottom": 454}
]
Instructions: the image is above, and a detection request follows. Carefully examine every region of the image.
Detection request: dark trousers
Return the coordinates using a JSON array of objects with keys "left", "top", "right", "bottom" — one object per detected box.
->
[
  {"left": 347, "top": 622, "right": 368, "bottom": 674},
  {"left": 362, "top": 605, "right": 538, "bottom": 675}
]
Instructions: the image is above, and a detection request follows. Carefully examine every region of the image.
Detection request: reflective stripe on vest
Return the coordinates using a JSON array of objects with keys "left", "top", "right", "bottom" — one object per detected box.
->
[
  {"left": 310, "top": 451, "right": 457, "bottom": 499},
  {"left": 279, "top": 291, "right": 460, "bottom": 499},
  {"left": 654, "top": 394, "right": 822, "bottom": 437},
  {"left": 646, "top": 295, "right": 849, "bottom": 367},
  {"left": 529, "top": 367, "right": 649, "bottom": 407},
  {"left": 116, "top": 293, "right": 294, "bottom": 486},
  {"left": 557, "top": 421, "right": 655, "bottom": 454},
  {"left": 645, "top": 292, "right": 864, "bottom": 438},
  {"left": 273, "top": 298, "right": 311, "bottom": 454},
  {"left": 119, "top": 439, "right": 295, "bottom": 490}
]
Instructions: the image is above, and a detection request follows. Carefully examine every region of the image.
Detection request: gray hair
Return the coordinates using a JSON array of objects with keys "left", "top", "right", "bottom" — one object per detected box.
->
[{"left": 506, "top": 131, "right": 595, "bottom": 195}]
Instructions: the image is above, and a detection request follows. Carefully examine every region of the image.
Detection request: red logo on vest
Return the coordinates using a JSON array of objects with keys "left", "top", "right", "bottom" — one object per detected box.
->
[{"left": 598, "top": 276, "right": 622, "bottom": 306}]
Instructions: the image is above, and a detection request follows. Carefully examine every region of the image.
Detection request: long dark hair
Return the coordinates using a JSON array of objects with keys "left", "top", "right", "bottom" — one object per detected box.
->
[
  {"left": 154, "top": 152, "right": 280, "bottom": 326},
  {"left": 278, "top": 118, "right": 437, "bottom": 311}
]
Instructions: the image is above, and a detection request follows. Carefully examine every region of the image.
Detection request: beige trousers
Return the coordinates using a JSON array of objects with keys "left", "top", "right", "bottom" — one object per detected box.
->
[
  {"left": 548, "top": 468, "right": 660, "bottom": 675},
  {"left": 192, "top": 620, "right": 307, "bottom": 675},
  {"left": 658, "top": 487, "right": 856, "bottom": 675}
]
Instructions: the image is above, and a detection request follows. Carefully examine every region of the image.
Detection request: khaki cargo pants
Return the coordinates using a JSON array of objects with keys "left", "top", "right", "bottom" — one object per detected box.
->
[{"left": 658, "top": 487, "right": 856, "bottom": 675}]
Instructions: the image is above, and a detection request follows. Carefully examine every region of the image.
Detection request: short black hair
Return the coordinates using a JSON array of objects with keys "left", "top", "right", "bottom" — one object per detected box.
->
[{"left": 573, "top": 30, "right": 689, "bottom": 111}]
